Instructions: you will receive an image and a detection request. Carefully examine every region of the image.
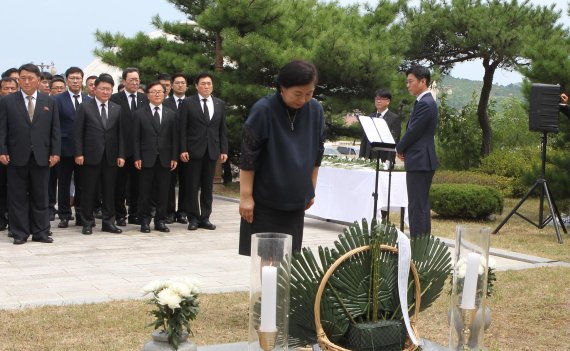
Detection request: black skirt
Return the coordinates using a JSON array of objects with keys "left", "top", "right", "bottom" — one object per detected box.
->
[{"left": 238, "top": 202, "right": 305, "bottom": 256}]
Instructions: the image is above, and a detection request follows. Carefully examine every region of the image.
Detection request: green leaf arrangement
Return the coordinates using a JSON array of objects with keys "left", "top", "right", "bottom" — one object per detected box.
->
[{"left": 288, "top": 219, "right": 452, "bottom": 349}]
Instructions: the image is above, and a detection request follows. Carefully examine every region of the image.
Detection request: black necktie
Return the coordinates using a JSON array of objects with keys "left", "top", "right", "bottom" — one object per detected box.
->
[
  {"left": 202, "top": 98, "right": 209, "bottom": 119},
  {"left": 130, "top": 94, "right": 137, "bottom": 111},
  {"left": 177, "top": 98, "right": 183, "bottom": 110},
  {"left": 101, "top": 104, "right": 107, "bottom": 127},
  {"left": 154, "top": 106, "right": 160, "bottom": 126},
  {"left": 73, "top": 95, "right": 80, "bottom": 110}
]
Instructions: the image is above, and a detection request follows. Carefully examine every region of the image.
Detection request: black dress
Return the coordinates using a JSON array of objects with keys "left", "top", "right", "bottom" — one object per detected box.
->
[{"left": 238, "top": 92, "right": 325, "bottom": 256}]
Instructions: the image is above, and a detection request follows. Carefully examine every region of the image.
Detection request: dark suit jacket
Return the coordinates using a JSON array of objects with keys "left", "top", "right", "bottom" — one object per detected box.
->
[
  {"left": 163, "top": 95, "right": 184, "bottom": 112},
  {"left": 56, "top": 92, "right": 90, "bottom": 157},
  {"left": 110, "top": 91, "right": 149, "bottom": 158},
  {"left": 0, "top": 91, "right": 61, "bottom": 166},
  {"left": 396, "top": 92, "right": 438, "bottom": 171},
  {"left": 133, "top": 105, "right": 178, "bottom": 168},
  {"left": 179, "top": 95, "right": 228, "bottom": 160},
  {"left": 359, "top": 109, "right": 402, "bottom": 161},
  {"left": 560, "top": 104, "right": 570, "bottom": 119},
  {"left": 73, "top": 98, "right": 124, "bottom": 166}
]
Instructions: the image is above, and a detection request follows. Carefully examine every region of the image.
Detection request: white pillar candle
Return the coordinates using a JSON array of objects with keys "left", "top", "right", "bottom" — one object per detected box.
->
[
  {"left": 260, "top": 266, "right": 278, "bottom": 332},
  {"left": 460, "top": 252, "right": 481, "bottom": 309}
]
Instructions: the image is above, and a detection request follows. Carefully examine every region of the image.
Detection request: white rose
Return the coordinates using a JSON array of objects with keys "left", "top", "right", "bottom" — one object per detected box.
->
[{"left": 157, "top": 288, "right": 183, "bottom": 309}]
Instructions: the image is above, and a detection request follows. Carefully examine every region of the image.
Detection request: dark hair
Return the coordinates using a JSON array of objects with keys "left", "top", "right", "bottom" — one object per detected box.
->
[
  {"left": 171, "top": 73, "right": 187, "bottom": 83},
  {"left": 117, "top": 83, "right": 125, "bottom": 91},
  {"left": 40, "top": 72, "right": 53, "bottom": 81},
  {"left": 1, "top": 68, "right": 18, "bottom": 78},
  {"left": 86, "top": 75, "right": 97, "bottom": 82},
  {"left": 145, "top": 81, "right": 165, "bottom": 94},
  {"left": 49, "top": 76, "right": 66, "bottom": 88},
  {"left": 18, "top": 63, "right": 41, "bottom": 77},
  {"left": 194, "top": 72, "right": 213, "bottom": 85},
  {"left": 122, "top": 67, "right": 140, "bottom": 80},
  {"left": 406, "top": 65, "right": 431, "bottom": 86},
  {"left": 65, "top": 67, "right": 84, "bottom": 79},
  {"left": 375, "top": 88, "right": 392, "bottom": 100},
  {"left": 95, "top": 73, "right": 115, "bottom": 87},
  {"left": 277, "top": 60, "right": 318, "bottom": 88},
  {"left": 1, "top": 77, "right": 18, "bottom": 88},
  {"left": 157, "top": 73, "right": 171, "bottom": 81}
]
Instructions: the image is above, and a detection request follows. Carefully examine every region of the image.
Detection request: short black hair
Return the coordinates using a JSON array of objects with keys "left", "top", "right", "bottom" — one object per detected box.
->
[
  {"left": 86, "top": 75, "right": 97, "bottom": 82},
  {"left": 1, "top": 68, "right": 18, "bottom": 79},
  {"left": 375, "top": 88, "right": 392, "bottom": 100},
  {"left": 277, "top": 60, "right": 318, "bottom": 88},
  {"left": 49, "top": 76, "right": 66, "bottom": 88},
  {"left": 145, "top": 81, "right": 165, "bottom": 94},
  {"left": 117, "top": 83, "right": 125, "bottom": 91},
  {"left": 18, "top": 63, "right": 41, "bottom": 77},
  {"left": 157, "top": 73, "right": 171, "bottom": 81},
  {"left": 171, "top": 73, "right": 187, "bottom": 83},
  {"left": 40, "top": 72, "right": 53, "bottom": 81},
  {"left": 406, "top": 65, "right": 431, "bottom": 86},
  {"left": 122, "top": 67, "right": 140, "bottom": 80},
  {"left": 65, "top": 67, "right": 84, "bottom": 79},
  {"left": 95, "top": 73, "right": 115, "bottom": 87},
  {"left": 194, "top": 72, "right": 213, "bottom": 85},
  {"left": 0, "top": 77, "right": 18, "bottom": 88}
]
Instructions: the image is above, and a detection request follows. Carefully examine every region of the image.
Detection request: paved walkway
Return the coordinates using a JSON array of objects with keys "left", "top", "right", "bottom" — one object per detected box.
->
[{"left": 0, "top": 197, "right": 567, "bottom": 310}]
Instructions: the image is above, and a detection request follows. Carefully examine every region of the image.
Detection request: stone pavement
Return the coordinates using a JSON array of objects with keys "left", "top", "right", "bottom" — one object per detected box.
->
[{"left": 1, "top": 196, "right": 568, "bottom": 310}]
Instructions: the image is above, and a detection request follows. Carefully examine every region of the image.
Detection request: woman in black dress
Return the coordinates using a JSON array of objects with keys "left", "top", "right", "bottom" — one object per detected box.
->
[{"left": 238, "top": 60, "right": 325, "bottom": 256}]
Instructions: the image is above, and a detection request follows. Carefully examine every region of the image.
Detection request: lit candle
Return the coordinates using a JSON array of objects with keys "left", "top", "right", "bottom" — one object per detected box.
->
[
  {"left": 260, "top": 266, "right": 278, "bottom": 332},
  {"left": 460, "top": 252, "right": 481, "bottom": 309}
]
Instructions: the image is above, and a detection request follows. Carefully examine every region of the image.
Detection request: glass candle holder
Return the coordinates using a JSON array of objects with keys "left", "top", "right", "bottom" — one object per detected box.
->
[
  {"left": 449, "top": 225, "right": 491, "bottom": 351},
  {"left": 248, "top": 233, "right": 292, "bottom": 351}
]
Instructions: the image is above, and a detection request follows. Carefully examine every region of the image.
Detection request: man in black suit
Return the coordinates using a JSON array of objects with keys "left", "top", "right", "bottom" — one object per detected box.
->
[
  {"left": 163, "top": 73, "right": 188, "bottom": 224},
  {"left": 359, "top": 88, "right": 402, "bottom": 165},
  {"left": 74, "top": 74, "right": 125, "bottom": 235},
  {"left": 396, "top": 65, "right": 439, "bottom": 237},
  {"left": 179, "top": 72, "right": 228, "bottom": 231},
  {"left": 0, "top": 77, "right": 19, "bottom": 232},
  {"left": 0, "top": 63, "right": 61, "bottom": 245},
  {"left": 134, "top": 81, "right": 178, "bottom": 233},
  {"left": 110, "top": 67, "right": 148, "bottom": 226},
  {"left": 56, "top": 67, "right": 89, "bottom": 228}
]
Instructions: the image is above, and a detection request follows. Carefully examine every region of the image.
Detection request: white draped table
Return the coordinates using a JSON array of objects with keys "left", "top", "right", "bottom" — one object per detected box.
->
[{"left": 307, "top": 166, "right": 408, "bottom": 229}]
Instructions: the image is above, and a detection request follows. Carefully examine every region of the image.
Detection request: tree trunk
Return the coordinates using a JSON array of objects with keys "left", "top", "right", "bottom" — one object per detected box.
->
[
  {"left": 477, "top": 58, "right": 499, "bottom": 157},
  {"left": 214, "top": 32, "right": 223, "bottom": 72}
]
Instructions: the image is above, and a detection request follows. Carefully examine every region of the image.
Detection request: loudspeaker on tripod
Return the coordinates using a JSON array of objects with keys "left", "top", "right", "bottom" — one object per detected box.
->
[{"left": 529, "top": 83, "right": 560, "bottom": 133}]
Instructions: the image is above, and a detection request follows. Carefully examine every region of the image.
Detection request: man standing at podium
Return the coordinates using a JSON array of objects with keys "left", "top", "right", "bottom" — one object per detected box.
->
[
  {"left": 359, "top": 88, "right": 402, "bottom": 165},
  {"left": 396, "top": 65, "right": 438, "bottom": 237}
]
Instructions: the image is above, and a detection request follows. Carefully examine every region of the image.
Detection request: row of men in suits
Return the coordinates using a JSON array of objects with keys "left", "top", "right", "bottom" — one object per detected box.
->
[{"left": 0, "top": 64, "right": 228, "bottom": 244}]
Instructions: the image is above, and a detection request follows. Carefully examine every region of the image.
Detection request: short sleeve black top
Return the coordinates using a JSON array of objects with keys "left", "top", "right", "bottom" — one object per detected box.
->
[{"left": 240, "top": 92, "right": 325, "bottom": 211}]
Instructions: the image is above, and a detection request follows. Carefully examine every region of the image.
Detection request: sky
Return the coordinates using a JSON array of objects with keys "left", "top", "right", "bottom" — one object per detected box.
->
[{"left": 1, "top": 0, "right": 568, "bottom": 86}]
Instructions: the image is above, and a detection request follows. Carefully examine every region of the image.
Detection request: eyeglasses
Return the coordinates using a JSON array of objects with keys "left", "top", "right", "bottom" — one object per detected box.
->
[
  {"left": 148, "top": 90, "right": 164, "bottom": 95},
  {"left": 67, "top": 76, "right": 83, "bottom": 81}
]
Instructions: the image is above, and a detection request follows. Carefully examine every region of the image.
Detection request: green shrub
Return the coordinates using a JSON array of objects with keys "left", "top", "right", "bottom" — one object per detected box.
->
[
  {"left": 433, "top": 170, "right": 514, "bottom": 197},
  {"left": 430, "top": 184, "right": 504, "bottom": 219}
]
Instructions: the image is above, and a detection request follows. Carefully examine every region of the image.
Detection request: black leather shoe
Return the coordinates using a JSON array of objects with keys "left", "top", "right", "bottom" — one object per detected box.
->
[
  {"left": 58, "top": 219, "right": 69, "bottom": 228},
  {"left": 32, "top": 236, "right": 54, "bottom": 243},
  {"left": 155, "top": 221, "right": 170, "bottom": 233},
  {"left": 187, "top": 219, "right": 199, "bottom": 231},
  {"left": 93, "top": 208, "right": 103, "bottom": 219},
  {"left": 7, "top": 230, "right": 13, "bottom": 238},
  {"left": 140, "top": 223, "right": 151, "bottom": 233},
  {"left": 13, "top": 238, "right": 26, "bottom": 245},
  {"left": 165, "top": 214, "right": 175, "bottom": 224},
  {"left": 128, "top": 216, "right": 141, "bottom": 225},
  {"left": 49, "top": 213, "right": 56, "bottom": 221},
  {"left": 48, "top": 231, "right": 53, "bottom": 236},
  {"left": 177, "top": 214, "right": 188, "bottom": 224},
  {"left": 116, "top": 217, "right": 127, "bottom": 226},
  {"left": 81, "top": 226, "right": 93, "bottom": 235},
  {"left": 102, "top": 224, "right": 122, "bottom": 234},
  {"left": 199, "top": 219, "right": 216, "bottom": 230}
]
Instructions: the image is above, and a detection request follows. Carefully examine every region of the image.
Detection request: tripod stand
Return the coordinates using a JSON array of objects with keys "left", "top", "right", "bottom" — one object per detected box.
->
[{"left": 493, "top": 132, "right": 567, "bottom": 243}]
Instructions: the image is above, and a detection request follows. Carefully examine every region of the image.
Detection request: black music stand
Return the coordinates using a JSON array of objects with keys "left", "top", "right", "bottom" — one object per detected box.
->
[{"left": 358, "top": 115, "right": 397, "bottom": 223}]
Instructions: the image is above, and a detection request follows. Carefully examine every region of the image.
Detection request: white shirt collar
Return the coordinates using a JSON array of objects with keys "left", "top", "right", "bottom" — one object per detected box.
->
[
  {"left": 21, "top": 90, "right": 38, "bottom": 100},
  {"left": 416, "top": 90, "right": 431, "bottom": 102}
]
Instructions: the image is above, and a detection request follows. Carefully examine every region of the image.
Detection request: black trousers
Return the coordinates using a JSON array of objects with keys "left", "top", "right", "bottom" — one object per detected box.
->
[
  {"left": 185, "top": 157, "right": 216, "bottom": 222},
  {"left": 406, "top": 170, "right": 435, "bottom": 238},
  {"left": 48, "top": 163, "right": 59, "bottom": 216},
  {"left": 238, "top": 202, "right": 304, "bottom": 256},
  {"left": 115, "top": 156, "right": 138, "bottom": 219},
  {"left": 167, "top": 162, "right": 187, "bottom": 216},
  {"left": 57, "top": 156, "right": 81, "bottom": 220},
  {"left": 138, "top": 160, "right": 171, "bottom": 223},
  {"left": 81, "top": 162, "right": 117, "bottom": 227},
  {"left": 0, "top": 164, "right": 8, "bottom": 227},
  {"left": 7, "top": 156, "right": 50, "bottom": 240}
]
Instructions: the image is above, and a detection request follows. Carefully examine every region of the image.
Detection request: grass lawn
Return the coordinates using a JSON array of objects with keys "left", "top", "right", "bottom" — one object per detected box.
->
[{"left": 0, "top": 184, "right": 568, "bottom": 350}]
